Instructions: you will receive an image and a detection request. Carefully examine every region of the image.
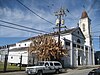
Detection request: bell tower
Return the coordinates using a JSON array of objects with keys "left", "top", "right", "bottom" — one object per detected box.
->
[
  {"left": 79, "top": 10, "right": 95, "bottom": 65},
  {"left": 79, "top": 10, "right": 91, "bottom": 46}
]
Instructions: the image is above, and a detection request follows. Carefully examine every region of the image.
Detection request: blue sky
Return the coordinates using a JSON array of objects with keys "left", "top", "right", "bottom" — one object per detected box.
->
[{"left": 0, "top": 0, "right": 100, "bottom": 51}]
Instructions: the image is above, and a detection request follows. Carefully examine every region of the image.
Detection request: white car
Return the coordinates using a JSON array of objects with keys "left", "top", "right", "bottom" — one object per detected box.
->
[{"left": 25, "top": 61, "right": 63, "bottom": 75}]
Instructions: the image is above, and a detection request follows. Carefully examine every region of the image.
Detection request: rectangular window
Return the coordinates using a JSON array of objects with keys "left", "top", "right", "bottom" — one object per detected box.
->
[
  {"left": 85, "top": 46, "right": 88, "bottom": 50},
  {"left": 77, "top": 45, "right": 80, "bottom": 48},
  {"left": 81, "top": 46, "right": 84, "bottom": 49},
  {"left": 73, "top": 43, "right": 76, "bottom": 47},
  {"left": 65, "top": 41, "right": 70, "bottom": 46},
  {"left": 54, "top": 63, "right": 61, "bottom": 66},
  {"left": 50, "top": 63, "right": 53, "bottom": 66}
]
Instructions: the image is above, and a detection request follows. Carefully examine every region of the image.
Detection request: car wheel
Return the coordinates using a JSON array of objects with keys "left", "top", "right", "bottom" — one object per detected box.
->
[
  {"left": 56, "top": 69, "right": 60, "bottom": 74},
  {"left": 37, "top": 71, "right": 42, "bottom": 75}
]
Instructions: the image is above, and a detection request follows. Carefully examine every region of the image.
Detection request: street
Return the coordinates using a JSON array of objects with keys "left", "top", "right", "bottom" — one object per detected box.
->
[
  {"left": 0, "top": 68, "right": 94, "bottom": 75},
  {"left": 57, "top": 68, "right": 93, "bottom": 75}
]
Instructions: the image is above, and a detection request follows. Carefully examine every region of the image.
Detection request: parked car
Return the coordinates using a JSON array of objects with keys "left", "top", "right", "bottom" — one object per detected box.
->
[
  {"left": 88, "top": 68, "right": 100, "bottom": 75},
  {"left": 25, "top": 61, "right": 63, "bottom": 75}
]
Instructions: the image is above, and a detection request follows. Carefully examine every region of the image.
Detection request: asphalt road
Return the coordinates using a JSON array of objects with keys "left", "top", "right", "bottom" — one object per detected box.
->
[
  {"left": 0, "top": 68, "right": 95, "bottom": 75},
  {"left": 56, "top": 68, "right": 94, "bottom": 75}
]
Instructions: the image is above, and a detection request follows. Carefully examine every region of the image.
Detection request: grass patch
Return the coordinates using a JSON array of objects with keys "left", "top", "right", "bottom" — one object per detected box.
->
[
  {"left": 0, "top": 62, "right": 4, "bottom": 71},
  {"left": 0, "top": 62, "right": 25, "bottom": 71}
]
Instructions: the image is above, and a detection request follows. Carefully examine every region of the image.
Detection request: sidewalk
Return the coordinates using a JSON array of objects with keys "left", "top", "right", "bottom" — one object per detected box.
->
[
  {"left": 76, "top": 65, "right": 100, "bottom": 70},
  {"left": 66, "top": 65, "right": 100, "bottom": 72}
]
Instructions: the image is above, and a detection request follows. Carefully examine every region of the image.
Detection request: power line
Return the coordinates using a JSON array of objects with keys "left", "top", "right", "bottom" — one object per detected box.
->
[
  {"left": 16, "top": 0, "right": 55, "bottom": 25},
  {"left": 93, "top": 36, "right": 99, "bottom": 37},
  {"left": 66, "top": 9, "right": 79, "bottom": 20},
  {"left": 0, "top": 24, "right": 42, "bottom": 34},
  {"left": 88, "top": 0, "right": 97, "bottom": 14},
  {"left": 92, "top": 24, "right": 100, "bottom": 29},
  {"left": 92, "top": 31, "right": 100, "bottom": 33},
  {"left": 0, "top": 19, "right": 49, "bottom": 33}
]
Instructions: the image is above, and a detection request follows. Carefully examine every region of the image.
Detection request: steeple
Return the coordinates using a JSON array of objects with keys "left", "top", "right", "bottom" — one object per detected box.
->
[
  {"left": 81, "top": 10, "right": 88, "bottom": 19},
  {"left": 79, "top": 10, "right": 91, "bottom": 46}
]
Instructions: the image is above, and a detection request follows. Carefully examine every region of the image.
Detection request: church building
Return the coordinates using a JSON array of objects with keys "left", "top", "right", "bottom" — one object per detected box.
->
[
  {"left": 61, "top": 10, "right": 95, "bottom": 67},
  {"left": 0, "top": 10, "right": 95, "bottom": 67}
]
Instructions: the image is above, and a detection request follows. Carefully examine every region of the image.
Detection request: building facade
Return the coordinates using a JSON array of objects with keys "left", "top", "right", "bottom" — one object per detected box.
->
[{"left": 55, "top": 27, "right": 86, "bottom": 67}]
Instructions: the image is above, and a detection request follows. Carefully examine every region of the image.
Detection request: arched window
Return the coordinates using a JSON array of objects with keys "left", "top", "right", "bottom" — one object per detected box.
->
[
  {"left": 77, "top": 31, "right": 79, "bottom": 34},
  {"left": 77, "top": 39, "right": 81, "bottom": 43},
  {"left": 83, "top": 24, "right": 85, "bottom": 32}
]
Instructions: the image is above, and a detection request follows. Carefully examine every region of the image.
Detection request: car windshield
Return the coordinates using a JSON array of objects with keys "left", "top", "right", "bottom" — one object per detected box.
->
[{"left": 37, "top": 62, "right": 44, "bottom": 66}]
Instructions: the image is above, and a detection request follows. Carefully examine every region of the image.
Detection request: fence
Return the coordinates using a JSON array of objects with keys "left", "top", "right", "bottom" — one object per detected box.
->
[{"left": 0, "top": 54, "right": 34, "bottom": 72}]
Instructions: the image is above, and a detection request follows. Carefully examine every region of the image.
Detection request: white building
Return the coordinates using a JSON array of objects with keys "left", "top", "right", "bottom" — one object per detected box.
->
[
  {"left": 7, "top": 40, "right": 32, "bottom": 65},
  {"left": 79, "top": 10, "right": 95, "bottom": 65},
  {"left": 8, "top": 47, "right": 29, "bottom": 65},
  {"left": 0, "top": 10, "right": 95, "bottom": 67},
  {"left": 54, "top": 27, "right": 86, "bottom": 67}
]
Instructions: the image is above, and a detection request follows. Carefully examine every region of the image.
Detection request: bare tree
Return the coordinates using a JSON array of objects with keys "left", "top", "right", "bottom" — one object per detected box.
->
[{"left": 29, "top": 35, "right": 68, "bottom": 61}]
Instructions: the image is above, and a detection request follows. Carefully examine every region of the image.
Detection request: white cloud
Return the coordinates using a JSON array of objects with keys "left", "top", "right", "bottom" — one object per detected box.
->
[
  {"left": 0, "top": 0, "right": 99, "bottom": 38},
  {"left": 0, "top": 6, "right": 55, "bottom": 37}
]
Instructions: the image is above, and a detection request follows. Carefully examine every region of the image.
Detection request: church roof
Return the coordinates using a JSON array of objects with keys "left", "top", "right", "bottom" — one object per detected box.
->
[
  {"left": 60, "top": 27, "right": 78, "bottom": 34},
  {"left": 18, "top": 27, "right": 85, "bottom": 43},
  {"left": 81, "top": 10, "right": 88, "bottom": 19}
]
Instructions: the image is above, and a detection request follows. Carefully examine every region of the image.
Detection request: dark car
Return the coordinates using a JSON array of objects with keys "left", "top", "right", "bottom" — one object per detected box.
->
[{"left": 88, "top": 68, "right": 100, "bottom": 75}]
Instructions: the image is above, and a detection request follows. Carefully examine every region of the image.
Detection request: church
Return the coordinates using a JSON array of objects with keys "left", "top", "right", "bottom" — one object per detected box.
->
[
  {"left": 58, "top": 10, "right": 95, "bottom": 67},
  {"left": 79, "top": 10, "right": 95, "bottom": 66},
  {"left": 0, "top": 10, "right": 95, "bottom": 67}
]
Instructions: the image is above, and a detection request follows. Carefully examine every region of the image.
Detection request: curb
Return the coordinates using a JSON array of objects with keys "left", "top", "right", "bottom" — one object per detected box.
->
[{"left": 63, "top": 65, "right": 100, "bottom": 72}]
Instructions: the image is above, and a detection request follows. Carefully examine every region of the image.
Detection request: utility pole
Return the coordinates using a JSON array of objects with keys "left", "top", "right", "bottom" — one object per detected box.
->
[
  {"left": 19, "top": 55, "right": 22, "bottom": 71},
  {"left": 55, "top": 7, "right": 66, "bottom": 59},
  {"left": 4, "top": 45, "right": 9, "bottom": 72}
]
